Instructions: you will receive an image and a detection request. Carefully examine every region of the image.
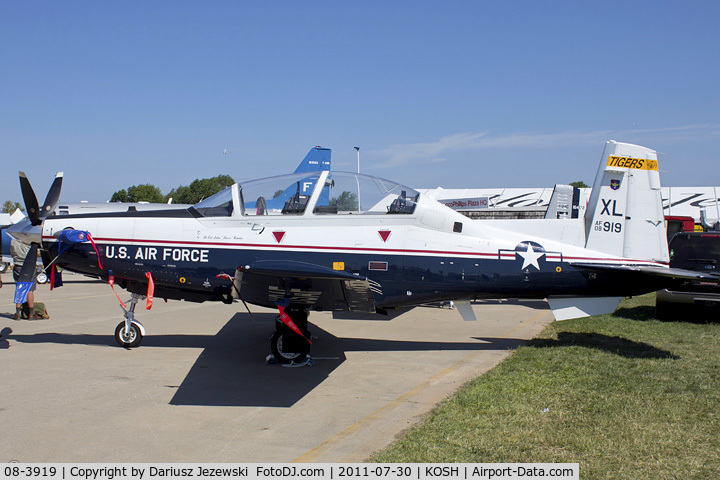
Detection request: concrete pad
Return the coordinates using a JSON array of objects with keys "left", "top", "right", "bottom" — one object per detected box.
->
[{"left": 0, "top": 275, "right": 553, "bottom": 462}]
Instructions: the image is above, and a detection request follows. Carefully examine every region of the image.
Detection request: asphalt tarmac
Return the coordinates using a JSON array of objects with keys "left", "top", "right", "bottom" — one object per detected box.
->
[{"left": 0, "top": 275, "right": 554, "bottom": 463}]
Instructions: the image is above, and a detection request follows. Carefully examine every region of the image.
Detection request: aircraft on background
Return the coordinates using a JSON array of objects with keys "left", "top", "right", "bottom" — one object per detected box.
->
[{"left": 7, "top": 142, "right": 716, "bottom": 363}]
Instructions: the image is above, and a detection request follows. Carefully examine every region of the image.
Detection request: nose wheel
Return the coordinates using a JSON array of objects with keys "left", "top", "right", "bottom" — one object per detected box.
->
[
  {"left": 114, "top": 293, "right": 146, "bottom": 348},
  {"left": 115, "top": 321, "right": 143, "bottom": 348}
]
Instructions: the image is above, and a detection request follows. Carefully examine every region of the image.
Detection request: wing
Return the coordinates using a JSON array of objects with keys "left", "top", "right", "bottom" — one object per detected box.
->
[{"left": 232, "top": 260, "right": 379, "bottom": 312}]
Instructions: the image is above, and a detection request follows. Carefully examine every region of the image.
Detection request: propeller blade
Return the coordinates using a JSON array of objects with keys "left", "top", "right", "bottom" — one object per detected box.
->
[
  {"left": 39, "top": 172, "right": 63, "bottom": 221},
  {"left": 16, "top": 244, "right": 39, "bottom": 284},
  {"left": 19, "top": 172, "right": 41, "bottom": 226}
]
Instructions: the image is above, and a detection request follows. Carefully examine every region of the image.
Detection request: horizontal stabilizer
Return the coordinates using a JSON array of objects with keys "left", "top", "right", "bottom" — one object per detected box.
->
[
  {"left": 547, "top": 296, "right": 622, "bottom": 321},
  {"left": 570, "top": 262, "right": 720, "bottom": 282}
]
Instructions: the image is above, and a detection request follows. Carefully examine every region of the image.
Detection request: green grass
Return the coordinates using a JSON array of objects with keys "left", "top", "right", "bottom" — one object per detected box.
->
[{"left": 371, "top": 294, "right": 720, "bottom": 479}]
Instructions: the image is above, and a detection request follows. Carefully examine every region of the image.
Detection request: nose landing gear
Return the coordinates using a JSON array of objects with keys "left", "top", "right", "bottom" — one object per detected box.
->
[{"left": 114, "top": 293, "right": 146, "bottom": 348}]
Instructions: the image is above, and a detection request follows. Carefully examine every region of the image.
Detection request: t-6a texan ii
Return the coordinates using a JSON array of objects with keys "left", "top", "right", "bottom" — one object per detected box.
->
[{"left": 7, "top": 141, "right": 715, "bottom": 363}]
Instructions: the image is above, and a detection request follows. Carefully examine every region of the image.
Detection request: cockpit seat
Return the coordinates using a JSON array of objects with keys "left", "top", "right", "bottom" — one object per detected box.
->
[
  {"left": 387, "top": 190, "right": 416, "bottom": 214},
  {"left": 256, "top": 197, "right": 267, "bottom": 215},
  {"left": 282, "top": 194, "right": 308, "bottom": 214}
]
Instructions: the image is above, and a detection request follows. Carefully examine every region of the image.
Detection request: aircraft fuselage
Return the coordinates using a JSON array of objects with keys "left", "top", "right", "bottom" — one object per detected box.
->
[{"left": 40, "top": 203, "right": 669, "bottom": 311}]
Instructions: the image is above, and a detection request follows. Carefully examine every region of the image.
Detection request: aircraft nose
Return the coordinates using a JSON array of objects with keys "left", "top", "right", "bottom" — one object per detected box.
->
[{"left": 6, "top": 219, "right": 43, "bottom": 245}]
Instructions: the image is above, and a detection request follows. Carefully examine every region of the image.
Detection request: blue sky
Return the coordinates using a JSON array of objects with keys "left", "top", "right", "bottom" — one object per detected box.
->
[{"left": 2, "top": 1, "right": 719, "bottom": 202}]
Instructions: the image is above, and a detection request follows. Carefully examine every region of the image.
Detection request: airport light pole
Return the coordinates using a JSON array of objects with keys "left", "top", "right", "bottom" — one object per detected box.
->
[{"left": 354, "top": 146, "right": 361, "bottom": 212}]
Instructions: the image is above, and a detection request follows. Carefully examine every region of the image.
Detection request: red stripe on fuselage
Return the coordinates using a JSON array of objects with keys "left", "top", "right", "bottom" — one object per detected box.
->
[{"left": 42, "top": 235, "right": 668, "bottom": 266}]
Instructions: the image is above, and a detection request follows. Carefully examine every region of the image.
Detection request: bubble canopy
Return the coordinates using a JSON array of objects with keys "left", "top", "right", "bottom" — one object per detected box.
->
[{"left": 191, "top": 171, "right": 420, "bottom": 217}]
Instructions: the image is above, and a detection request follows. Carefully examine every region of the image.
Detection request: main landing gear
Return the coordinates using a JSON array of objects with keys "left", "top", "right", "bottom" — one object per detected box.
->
[
  {"left": 114, "top": 293, "right": 146, "bottom": 348},
  {"left": 271, "top": 306, "right": 311, "bottom": 364}
]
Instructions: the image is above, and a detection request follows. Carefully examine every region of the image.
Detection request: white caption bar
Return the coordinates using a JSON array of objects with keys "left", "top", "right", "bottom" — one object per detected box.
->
[{"left": 1, "top": 463, "right": 579, "bottom": 480}]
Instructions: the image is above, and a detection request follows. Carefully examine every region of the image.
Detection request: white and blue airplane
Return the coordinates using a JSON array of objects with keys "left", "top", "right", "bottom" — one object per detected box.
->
[{"left": 8, "top": 141, "right": 714, "bottom": 363}]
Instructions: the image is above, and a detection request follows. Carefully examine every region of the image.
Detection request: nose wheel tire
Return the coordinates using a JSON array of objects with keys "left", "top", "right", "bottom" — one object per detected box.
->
[
  {"left": 115, "top": 321, "right": 143, "bottom": 348},
  {"left": 270, "top": 331, "right": 309, "bottom": 364}
]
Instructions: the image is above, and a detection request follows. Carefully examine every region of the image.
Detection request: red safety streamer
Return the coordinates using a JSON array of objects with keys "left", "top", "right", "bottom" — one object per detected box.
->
[
  {"left": 277, "top": 305, "right": 312, "bottom": 344},
  {"left": 87, "top": 233, "right": 103, "bottom": 270},
  {"left": 50, "top": 264, "right": 56, "bottom": 291},
  {"left": 145, "top": 272, "right": 154, "bottom": 310},
  {"left": 108, "top": 273, "right": 127, "bottom": 309}
]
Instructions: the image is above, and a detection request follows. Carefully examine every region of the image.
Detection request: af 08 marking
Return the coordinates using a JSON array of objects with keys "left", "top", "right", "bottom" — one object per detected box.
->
[
  {"left": 105, "top": 245, "right": 209, "bottom": 263},
  {"left": 594, "top": 220, "right": 622, "bottom": 233}
]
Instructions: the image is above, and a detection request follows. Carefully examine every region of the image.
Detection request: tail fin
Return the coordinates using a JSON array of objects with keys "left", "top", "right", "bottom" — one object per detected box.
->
[
  {"left": 584, "top": 141, "right": 668, "bottom": 263},
  {"left": 544, "top": 184, "right": 581, "bottom": 219},
  {"left": 294, "top": 146, "right": 331, "bottom": 173}
]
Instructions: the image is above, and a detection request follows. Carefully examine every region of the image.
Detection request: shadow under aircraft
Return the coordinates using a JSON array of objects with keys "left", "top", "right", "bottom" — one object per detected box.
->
[{"left": 7, "top": 310, "right": 529, "bottom": 408}]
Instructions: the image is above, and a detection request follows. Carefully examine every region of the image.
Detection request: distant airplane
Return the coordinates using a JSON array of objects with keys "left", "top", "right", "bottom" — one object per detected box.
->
[{"left": 7, "top": 141, "right": 715, "bottom": 364}]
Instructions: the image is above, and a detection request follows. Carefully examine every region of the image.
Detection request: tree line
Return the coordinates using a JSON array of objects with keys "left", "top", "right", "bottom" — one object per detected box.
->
[{"left": 110, "top": 174, "right": 235, "bottom": 205}]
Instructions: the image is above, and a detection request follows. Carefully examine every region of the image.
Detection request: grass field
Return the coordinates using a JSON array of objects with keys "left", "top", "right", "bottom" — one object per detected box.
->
[{"left": 371, "top": 294, "right": 720, "bottom": 479}]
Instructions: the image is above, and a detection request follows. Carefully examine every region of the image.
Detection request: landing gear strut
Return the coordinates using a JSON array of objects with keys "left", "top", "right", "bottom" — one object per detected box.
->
[
  {"left": 114, "top": 293, "right": 146, "bottom": 348},
  {"left": 271, "top": 306, "right": 311, "bottom": 364}
]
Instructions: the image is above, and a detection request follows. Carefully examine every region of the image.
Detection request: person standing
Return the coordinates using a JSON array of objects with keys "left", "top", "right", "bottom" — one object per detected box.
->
[{"left": 10, "top": 238, "right": 38, "bottom": 319}]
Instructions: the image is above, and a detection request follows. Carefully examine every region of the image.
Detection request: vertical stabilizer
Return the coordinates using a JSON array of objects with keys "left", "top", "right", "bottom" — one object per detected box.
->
[
  {"left": 545, "top": 184, "right": 581, "bottom": 219},
  {"left": 294, "top": 146, "right": 331, "bottom": 173},
  {"left": 584, "top": 141, "right": 668, "bottom": 262}
]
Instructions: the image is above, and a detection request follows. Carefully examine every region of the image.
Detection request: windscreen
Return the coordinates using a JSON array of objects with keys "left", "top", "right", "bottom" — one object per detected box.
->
[{"left": 192, "top": 188, "right": 233, "bottom": 217}]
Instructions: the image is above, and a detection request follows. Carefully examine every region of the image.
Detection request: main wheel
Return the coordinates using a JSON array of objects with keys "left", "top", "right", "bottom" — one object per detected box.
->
[
  {"left": 270, "top": 331, "right": 309, "bottom": 364},
  {"left": 0, "top": 262, "right": 8, "bottom": 274},
  {"left": 115, "top": 321, "right": 143, "bottom": 348},
  {"left": 36, "top": 271, "right": 48, "bottom": 284}
]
